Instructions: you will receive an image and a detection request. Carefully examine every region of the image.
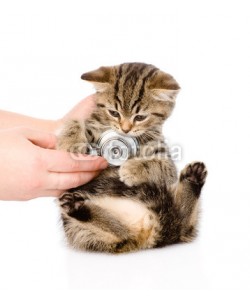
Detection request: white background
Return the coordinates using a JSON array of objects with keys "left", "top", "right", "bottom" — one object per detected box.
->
[{"left": 0, "top": 0, "right": 250, "bottom": 291}]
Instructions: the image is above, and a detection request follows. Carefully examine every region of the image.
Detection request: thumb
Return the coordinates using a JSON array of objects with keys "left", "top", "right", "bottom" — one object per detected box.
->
[{"left": 21, "top": 128, "right": 57, "bottom": 149}]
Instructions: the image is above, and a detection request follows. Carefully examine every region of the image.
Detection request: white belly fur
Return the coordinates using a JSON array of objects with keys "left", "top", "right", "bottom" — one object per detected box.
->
[
  {"left": 87, "top": 196, "right": 160, "bottom": 248},
  {"left": 90, "top": 196, "right": 149, "bottom": 225}
]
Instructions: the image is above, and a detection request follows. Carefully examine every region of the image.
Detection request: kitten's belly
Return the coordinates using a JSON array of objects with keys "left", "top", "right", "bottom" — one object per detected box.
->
[
  {"left": 88, "top": 196, "right": 160, "bottom": 247},
  {"left": 90, "top": 197, "right": 149, "bottom": 224}
]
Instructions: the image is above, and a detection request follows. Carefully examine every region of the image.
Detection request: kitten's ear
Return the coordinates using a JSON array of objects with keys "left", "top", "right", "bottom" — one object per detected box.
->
[
  {"left": 81, "top": 66, "right": 113, "bottom": 92},
  {"left": 148, "top": 71, "right": 180, "bottom": 102}
]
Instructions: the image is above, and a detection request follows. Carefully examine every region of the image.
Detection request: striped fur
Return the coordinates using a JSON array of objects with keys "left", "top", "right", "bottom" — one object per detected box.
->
[{"left": 57, "top": 63, "right": 207, "bottom": 253}]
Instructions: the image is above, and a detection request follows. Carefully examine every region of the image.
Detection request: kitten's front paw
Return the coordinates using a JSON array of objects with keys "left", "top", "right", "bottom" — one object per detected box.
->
[
  {"left": 58, "top": 139, "right": 88, "bottom": 154},
  {"left": 68, "top": 142, "right": 88, "bottom": 154},
  {"left": 57, "top": 120, "right": 88, "bottom": 153},
  {"left": 119, "top": 159, "right": 148, "bottom": 187},
  {"left": 180, "top": 161, "right": 207, "bottom": 187}
]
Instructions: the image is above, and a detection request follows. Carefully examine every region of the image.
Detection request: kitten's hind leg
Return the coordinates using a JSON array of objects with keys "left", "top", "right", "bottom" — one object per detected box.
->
[
  {"left": 179, "top": 162, "right": 207, "bottom": 196},
  {"left": 173, "top": 162, "right": 207, "bottom": 242},
  {"left": 58, "top": 192, "right": 135, "bottom": 253},
  {"left": 58, "top": 190, "right": 90, "bottom": 218}
]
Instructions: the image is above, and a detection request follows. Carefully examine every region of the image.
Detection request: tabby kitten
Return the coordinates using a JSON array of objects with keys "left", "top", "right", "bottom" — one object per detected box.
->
[{"left": 57, "top": 63, "right": 207, "bottom": 253}]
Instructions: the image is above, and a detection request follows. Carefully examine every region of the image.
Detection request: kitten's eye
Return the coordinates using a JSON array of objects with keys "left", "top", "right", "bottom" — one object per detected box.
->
[
  {"left": 108, "top": 110, "right": 120, "bottom": 118},
  {"left": 134, "top": 115, "right": 147, "bottom": 122}
]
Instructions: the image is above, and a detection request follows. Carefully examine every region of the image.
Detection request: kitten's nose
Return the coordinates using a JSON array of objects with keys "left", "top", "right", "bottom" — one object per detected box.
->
[
  {"left": 121, "top": 120, "right": 132, "bottom": 134},
  {"left": 122, "top": 128, "right": 130, "bottom": 134}
]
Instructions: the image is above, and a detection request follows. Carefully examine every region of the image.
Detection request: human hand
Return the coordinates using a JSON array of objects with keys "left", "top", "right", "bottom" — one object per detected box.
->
[{"left": 0, "top": 127, "right": 108, "bottom": 200}]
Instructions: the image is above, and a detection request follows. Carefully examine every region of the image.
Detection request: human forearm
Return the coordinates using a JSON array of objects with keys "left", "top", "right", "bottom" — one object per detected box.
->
[
  {"left": 0, "top": 110, "right": 60, "bottom": 133},
  {"left": 0, "top": 95, "right": 95, "bottom": 132}
]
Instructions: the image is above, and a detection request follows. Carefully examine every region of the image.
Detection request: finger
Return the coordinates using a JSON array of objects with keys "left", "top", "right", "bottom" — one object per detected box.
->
[
  {"left": 46, "top": 170, "right": 101, "bottom": 190},
  {"left": 19, "top": 127, "right": 56, "bottom": 149},
  {"left": 41, "top": 148, "right": 108, "bottom": 172}
]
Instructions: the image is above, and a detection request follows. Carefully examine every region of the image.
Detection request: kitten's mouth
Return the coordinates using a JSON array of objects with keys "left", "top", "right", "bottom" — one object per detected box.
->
[
  {"left": 117, "top": 129, "right": 140, "bottom": 138},
  {"left": 125, "top": 131, "right": 143, "bottom": 138},
  {"left": 111, "top": 126, "right": 144, "bottom": 138}
]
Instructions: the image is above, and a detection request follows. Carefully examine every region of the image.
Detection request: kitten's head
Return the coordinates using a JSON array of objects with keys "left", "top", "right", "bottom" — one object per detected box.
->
[{"left": 81, "top": 63, "right": 180, "bottom": 136}]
